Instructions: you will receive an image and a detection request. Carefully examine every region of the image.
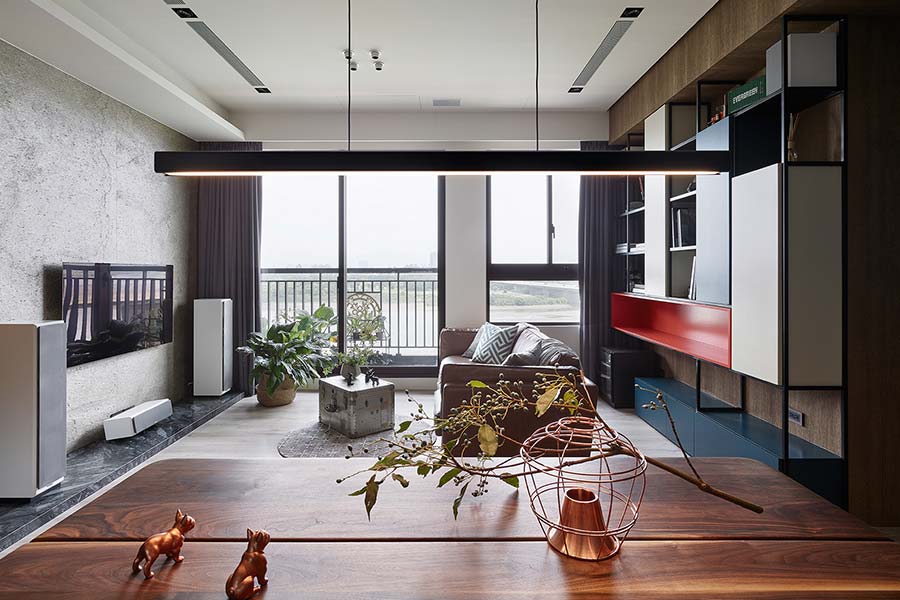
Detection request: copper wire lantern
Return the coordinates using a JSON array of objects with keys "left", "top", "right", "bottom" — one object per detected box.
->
[{"left": 520, "top": 415, "right": 647, "bottom": 560}]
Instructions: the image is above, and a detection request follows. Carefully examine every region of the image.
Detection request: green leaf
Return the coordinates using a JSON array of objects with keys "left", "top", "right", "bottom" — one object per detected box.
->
[
  {"left": 535, "top": 388, "right": 556, "bottom": 417},
  {"left": 438, "top": 467, "right": 462, "bottom": 488},
  {"left": 501, "top": 476, "right": 520, "bottom": 489},
  {"left": 391, "top": 473, "right": 410, "bottom": 488},
  {"left": 467, "top": 380, "right": 489, "bottom": 388},
  {"left": 372, "top": 451, "right": 400, "bottom": 471},
  {"left": 477, "top": 423, "right": 499, "bottom": 457},
  {"left": 364, "top": 475, "right": 380, "bottom": 521},
  {"left": 452, "top": 482, "right": 470, "bottom": 520},
  {"left": 396, "top": 421, "right": 412, "bottom": 434},
  {"left": 347, "top": 486, "right": 367, "bottom": 497},
  {"left": 417, "top": 464, "right": 431, "bottom": 477}
]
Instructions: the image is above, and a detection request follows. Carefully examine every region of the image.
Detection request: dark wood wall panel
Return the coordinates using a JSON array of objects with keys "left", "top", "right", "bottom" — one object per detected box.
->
[{"left": 846, "top": 16, "right": 900, "bottom": 525}]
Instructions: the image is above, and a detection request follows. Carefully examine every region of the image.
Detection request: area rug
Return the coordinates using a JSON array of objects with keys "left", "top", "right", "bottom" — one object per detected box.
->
[{"left": 277, "top": 410, "right": 431, "bottom": 458}]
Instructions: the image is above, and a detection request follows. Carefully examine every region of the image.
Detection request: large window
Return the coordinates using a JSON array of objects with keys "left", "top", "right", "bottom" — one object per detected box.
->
[
  {"left": 488, "top": 174, "right": 579, "bottom": 324},
  {"left": 260, "top": 175, "right": 443, "bottom": 371}
]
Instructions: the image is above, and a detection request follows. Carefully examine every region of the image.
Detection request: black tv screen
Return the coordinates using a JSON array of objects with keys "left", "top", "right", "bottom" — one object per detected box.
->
[{"left": 62, "top": 263, "right": 173, "bottom": 366}]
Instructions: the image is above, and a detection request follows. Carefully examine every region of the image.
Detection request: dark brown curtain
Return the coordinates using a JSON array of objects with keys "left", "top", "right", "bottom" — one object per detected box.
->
[
  {"left": 197, "top": 141, "right": 262, "bottom": 395},
  {"left": 578, "top": 141, "right": 636, "bottom": 384}
]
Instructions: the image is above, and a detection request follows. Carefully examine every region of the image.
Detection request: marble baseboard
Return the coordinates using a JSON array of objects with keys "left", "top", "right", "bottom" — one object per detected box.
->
[{"left": 0, "top": 392, "right": 242, "bottom": 552}]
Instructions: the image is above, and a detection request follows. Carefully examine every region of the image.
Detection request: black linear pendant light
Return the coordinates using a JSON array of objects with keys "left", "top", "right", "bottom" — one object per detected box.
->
[{"left": 155, "top": 2, "right": 729, "bottom": 176}]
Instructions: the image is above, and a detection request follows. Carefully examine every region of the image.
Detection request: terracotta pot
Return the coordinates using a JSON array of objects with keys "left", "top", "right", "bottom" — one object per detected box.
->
[{"left": 256, "top": 375, "right": 297, "bottom": 407}]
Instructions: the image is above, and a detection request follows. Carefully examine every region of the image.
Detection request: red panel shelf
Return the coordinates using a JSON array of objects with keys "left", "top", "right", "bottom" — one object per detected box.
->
[{"left": 611, "top": 293, "right": 731, "bottom": 367}]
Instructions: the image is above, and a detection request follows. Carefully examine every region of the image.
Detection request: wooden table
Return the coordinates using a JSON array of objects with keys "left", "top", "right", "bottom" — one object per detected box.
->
[{"left": 1, "top": 457, "right": 897, "bottom": 598}]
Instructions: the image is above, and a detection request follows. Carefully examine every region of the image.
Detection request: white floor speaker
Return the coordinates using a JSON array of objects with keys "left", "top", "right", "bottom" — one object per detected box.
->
[
  {"left": 193, "top": 299, "right": 233, "bottom": 396},
  {"left": 0, "top": 321, "right": 67, "bottom": 499}
]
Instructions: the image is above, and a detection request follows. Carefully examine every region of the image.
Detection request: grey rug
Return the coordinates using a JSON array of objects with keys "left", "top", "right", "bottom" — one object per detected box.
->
[{"left": 277, "top": 411, "right": 431, "bottom": 458}]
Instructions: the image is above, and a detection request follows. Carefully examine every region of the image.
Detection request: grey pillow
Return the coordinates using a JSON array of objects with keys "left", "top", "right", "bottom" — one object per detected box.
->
[
  {"left": 462, "top": 323, "right": 495, "bottom": 358},
  {"left": 472, "top": 324, "right": 519, "bottom": 364},
  {"left": 502, "top": 339, "right": 543, "bottom": 366},
  {"left": 538, "top": 337, "right": 581, "bottom": 368}
]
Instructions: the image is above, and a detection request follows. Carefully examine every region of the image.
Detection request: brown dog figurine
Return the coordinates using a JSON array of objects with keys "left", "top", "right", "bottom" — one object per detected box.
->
[
  {"left": 226, "top": 529, "right": 270, "bottom": 600},
  {"left": 132, "top": 509, "right": 196, "bottom": 579}
]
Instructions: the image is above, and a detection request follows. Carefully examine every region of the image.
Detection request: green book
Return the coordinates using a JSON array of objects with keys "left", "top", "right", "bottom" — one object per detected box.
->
[{"left": 727, "top": 76, "right": 766, "bottom": 115}]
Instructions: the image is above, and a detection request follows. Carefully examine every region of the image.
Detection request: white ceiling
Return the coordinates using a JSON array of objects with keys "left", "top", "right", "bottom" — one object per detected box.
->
[{"left": 0, "top": 0, "right": 716, "bottom": 140}]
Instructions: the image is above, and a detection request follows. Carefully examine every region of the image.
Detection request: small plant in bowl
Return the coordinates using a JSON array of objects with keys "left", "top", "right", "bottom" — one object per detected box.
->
[
  {"left": 336, "top": 345, "right": 379, "bottom": 379},
  {"left": 238, "top": 305, "right": 336, "bottom": 407}
]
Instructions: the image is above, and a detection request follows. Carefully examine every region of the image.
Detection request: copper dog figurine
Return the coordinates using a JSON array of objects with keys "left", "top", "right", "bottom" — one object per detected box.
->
[
  {"left": 132, "top": 509, "right": 196, "bottom": 579},
  {"left": 226, "top": 529, "right": 270, "bottom": 599}
]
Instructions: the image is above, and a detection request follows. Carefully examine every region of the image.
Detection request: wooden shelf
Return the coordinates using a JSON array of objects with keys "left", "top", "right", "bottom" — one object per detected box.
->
[
  {"left": 611, "top": 293, "right": 731, "bottom": 367},
  {"left": 670, "top": 135, "right": 697, "bottom": 151},
  {"left": 670, "top": 245, "right": 697, "bottom": 252},
  {"left": 619, "top": 206, "right": 646, "bottom": 217}
]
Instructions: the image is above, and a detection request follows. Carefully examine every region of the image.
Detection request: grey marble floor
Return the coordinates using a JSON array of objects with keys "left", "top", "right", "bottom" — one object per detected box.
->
[{"left": 0, "top": 386, "right": 680, "bottom": 559}]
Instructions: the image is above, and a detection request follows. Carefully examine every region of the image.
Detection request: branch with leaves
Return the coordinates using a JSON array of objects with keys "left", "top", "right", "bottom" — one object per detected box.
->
[{"left": 337, "top": 371, "right": 763, "bottom": 520}]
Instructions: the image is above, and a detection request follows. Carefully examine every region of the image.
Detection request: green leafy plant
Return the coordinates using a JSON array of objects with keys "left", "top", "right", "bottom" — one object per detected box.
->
[
  {"left": 237, "top": 305, "right": 336, "bottom": 395},
  {"left": 338, "top": 371, "right": 763, "bottom": 520},
  {"left": 336, "top": 345, "right": 380, "bottom": 368}
]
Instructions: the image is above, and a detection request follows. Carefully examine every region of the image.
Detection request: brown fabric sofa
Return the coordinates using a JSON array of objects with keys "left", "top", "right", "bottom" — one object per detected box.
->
[{"left": 436, "top": 325, "right": 599, "bottom": 456}]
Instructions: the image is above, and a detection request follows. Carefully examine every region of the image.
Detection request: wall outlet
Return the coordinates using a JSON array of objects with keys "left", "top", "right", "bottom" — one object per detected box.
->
[{"left": 788, "top": 408, "right": 805, "bottom": 427}]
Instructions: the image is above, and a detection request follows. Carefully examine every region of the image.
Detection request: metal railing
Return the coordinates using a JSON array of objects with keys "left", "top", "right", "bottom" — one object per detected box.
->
[{"left": 260, "top": 267, "right": 439, "bottom": 361}]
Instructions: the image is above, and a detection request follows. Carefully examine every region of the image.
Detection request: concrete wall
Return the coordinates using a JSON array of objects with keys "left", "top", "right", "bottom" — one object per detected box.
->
[{"left": 0, "top": 40, "right": 197, "bottom": 451}]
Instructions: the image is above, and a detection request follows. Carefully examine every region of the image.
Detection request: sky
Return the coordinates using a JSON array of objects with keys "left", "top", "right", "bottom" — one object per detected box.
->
[{"left": 261, "top": 173, "right": 579, "bottom": 269}]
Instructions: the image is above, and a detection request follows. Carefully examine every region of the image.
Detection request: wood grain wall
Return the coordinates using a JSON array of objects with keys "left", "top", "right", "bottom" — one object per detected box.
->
[{"left": 846, "top": 16, "right": 900, "bottom": 526}]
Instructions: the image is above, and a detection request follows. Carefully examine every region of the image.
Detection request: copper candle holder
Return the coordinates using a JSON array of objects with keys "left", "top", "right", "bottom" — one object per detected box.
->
[{"left": 521, "top": 416, "right": 647, "bottom": 561}]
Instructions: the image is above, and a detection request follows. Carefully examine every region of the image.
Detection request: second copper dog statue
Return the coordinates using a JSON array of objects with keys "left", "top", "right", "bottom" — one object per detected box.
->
[
  {"left": 226, "top": 528, "right": 270, "bottom": 600},
  {"left": 132, "top": 509, "right": 196, "bottom": 579}
]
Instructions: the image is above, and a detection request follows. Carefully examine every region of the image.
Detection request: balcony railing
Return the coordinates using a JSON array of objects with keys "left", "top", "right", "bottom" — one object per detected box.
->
[{"left": 260, "top": 268, "right": 439, "bottom": 363}]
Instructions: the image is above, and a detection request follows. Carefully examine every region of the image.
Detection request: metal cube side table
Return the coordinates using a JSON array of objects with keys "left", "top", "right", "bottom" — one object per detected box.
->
[{"left": 318, "top": 375, "right": 395, "bottom": 438}]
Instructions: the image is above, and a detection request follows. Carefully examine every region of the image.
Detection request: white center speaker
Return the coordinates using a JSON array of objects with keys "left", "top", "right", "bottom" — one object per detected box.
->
[
  {"left": 193, "top": 299, "right": 233, "bottom": 396},
  {"left": 0, "top": 321, "right": 67, "bottom": 499}
]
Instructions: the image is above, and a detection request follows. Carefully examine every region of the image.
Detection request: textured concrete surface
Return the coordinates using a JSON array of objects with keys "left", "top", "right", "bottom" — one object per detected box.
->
[{"left": 0, "top": 40, "right": 198, "bottom": 451}]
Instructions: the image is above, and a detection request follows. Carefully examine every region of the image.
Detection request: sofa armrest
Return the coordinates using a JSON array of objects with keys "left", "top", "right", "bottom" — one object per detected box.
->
[{"left": 438, "top": 328, "right": 478, "bottom": 362}]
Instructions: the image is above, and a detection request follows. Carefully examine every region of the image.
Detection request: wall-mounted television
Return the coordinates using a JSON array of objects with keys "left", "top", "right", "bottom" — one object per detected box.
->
[{"left": 62, "top": 263, "right": 173, "bottom": 367}]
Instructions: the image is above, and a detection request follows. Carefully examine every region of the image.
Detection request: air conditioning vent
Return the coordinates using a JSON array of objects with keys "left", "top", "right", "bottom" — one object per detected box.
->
[
  {"left": 570, "top": 19, "right": 634, "bottom": 90},
  {"left": 186, "top": 21, "right": 266, "bottom": 88},
  {"left": 433, "top": 98, "right": 461, "bottom": 107}
]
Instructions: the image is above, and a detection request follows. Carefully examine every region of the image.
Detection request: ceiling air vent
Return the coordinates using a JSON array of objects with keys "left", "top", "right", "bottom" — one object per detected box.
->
[
  {"left": 568, "top": 18, "right": 635, "bottom": 92},
  {"left": 433, "top": 98, "right": 461, "bottom": 107},
  {"left": 186, "top": 21, "right": 266, "bottom": 88}
]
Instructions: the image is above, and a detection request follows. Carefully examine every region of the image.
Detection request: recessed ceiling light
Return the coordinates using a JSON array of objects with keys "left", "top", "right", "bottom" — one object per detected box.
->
[
  {"left": 172, "top": 7, "right": 198, "bottom": 18},
  {"left": 568, "top": 86, "right": 584, "bottom": 94},
  {"left": 621, "top": 7, "right": 644, "bottom": 19},
  {"left": 433, "top": 98, "right": 461, "bottom": 107},
  {"left": 255, "top": 87, "right": 271, "bottom": 94}
]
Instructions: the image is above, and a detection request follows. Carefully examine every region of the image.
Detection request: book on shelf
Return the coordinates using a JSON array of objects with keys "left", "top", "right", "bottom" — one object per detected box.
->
[
  {"left": 688, "top": 256, "right": 697, "bottom": 300},
  {"left": 671, "top": 207, "right": 697, "bottom": 248}
]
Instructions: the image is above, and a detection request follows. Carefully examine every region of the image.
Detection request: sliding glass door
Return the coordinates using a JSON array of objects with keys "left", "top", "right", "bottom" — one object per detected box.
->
[{"left": 260, "top": 174, "right": 443, "bottom": 371}]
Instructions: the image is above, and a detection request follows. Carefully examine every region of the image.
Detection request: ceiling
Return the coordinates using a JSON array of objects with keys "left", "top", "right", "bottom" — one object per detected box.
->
[{"left": 0, "top": 0, "right": 717, "bottom": 139}]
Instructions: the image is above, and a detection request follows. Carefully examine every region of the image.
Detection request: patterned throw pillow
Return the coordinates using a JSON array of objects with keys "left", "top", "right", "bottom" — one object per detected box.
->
[
  {"left": 462, "top": 323, "right": 495, "bottom": 358},
  {"left": 472, "top": 324, "right": 519, "bottom": 364}
]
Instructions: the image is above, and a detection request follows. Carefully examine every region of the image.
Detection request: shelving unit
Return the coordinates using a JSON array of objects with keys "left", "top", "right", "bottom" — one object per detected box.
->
[
  {"left": 613, "top": 15, "right": 848, "bottom": 506},
  {"left": 612, "top": 135, "right": 647, "bottom": 294}
]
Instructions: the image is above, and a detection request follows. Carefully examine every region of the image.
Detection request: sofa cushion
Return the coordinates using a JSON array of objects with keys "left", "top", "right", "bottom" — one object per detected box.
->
[
  {"left": 472, "top": 324, "right": 518, "bottom": 364},
  {"left": 461, "top": 323, "right": 492, "bottom": 358},
  {"left": 503, "top": 339, "right": 543, "bottom": 366},
  {"left": 538, "top": 337, "right": 581, "bottom": 368}
]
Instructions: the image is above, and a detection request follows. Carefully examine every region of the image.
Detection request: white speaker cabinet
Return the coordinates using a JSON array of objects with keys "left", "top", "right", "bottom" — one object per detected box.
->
[
  {"left": 0, "top": 321, "right": 67, "bottom": 499},
  {"left": 193, "top": 299, "right": 233, "bottom": 396}
]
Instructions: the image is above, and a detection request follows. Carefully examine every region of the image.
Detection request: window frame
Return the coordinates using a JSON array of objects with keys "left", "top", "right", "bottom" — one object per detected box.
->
[{"left": 485, "top": 175, "right": 579, "bottom": 326}]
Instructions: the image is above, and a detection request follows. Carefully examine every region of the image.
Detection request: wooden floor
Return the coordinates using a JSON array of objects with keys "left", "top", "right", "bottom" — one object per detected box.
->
[{"left": 0, "top": 389, "right": 679, "bottom": 558}]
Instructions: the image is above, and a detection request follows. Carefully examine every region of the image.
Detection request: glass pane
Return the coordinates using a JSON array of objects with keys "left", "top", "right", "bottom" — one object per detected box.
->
[
  {"left": 490, "top": 174, "right": 548, "bottom": 264},
  {"left": 260, "top": 175, "right": 339, "bottom": 330},
  {"left": 551, "top": 174, "right": 579, "bottom": 264},
  {"left": 489, "top": 281, "right": 580, "bottom": 323},
  {"left": 346, "top": 175, "right": 439, "bottom": 367}
]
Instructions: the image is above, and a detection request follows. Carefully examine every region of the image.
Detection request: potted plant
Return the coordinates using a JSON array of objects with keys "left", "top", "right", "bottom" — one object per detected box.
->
[
  {"left": 237, "top": 305, "right": 336, "bottom": 407},
  {"left": 336, "top": 345, "right": 377, "bottom": 379}
]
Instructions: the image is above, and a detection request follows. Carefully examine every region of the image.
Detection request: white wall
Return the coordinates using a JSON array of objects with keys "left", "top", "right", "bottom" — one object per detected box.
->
[{"left": 445, "top": 176, "right": 487, "bottom": 328}]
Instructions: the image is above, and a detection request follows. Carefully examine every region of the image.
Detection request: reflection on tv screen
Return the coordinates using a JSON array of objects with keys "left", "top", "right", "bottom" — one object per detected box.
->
[{"left": 62, "top": 263, "right": 173, "bottom": 366}]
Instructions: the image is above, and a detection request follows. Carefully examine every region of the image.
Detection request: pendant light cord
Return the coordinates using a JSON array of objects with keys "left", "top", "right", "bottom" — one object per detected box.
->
[
  {"left": 347, "top": 0, "right": 351, "bottom": 151},
  {"left": 535, "top": 0, "right": 539, "bottom": 151}
]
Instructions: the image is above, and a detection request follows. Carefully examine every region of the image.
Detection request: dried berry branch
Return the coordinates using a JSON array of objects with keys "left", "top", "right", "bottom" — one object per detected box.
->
[{"left": 338, "top": 370, "right": 763, "bottom": 519}]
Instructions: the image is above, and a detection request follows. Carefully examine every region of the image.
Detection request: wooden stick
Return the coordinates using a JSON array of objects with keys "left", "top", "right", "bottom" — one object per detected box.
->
[{"left": 645, "top": 456, "right": 764, "bottom": 514}]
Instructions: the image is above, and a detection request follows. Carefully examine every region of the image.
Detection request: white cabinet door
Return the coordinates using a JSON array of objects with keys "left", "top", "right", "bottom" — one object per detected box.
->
[
  {"left": 731, "top": 164, "right": 782, "bottom": 384},
  {"left": 644, "top": 174, "right": 668, "bottom": 297}
]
